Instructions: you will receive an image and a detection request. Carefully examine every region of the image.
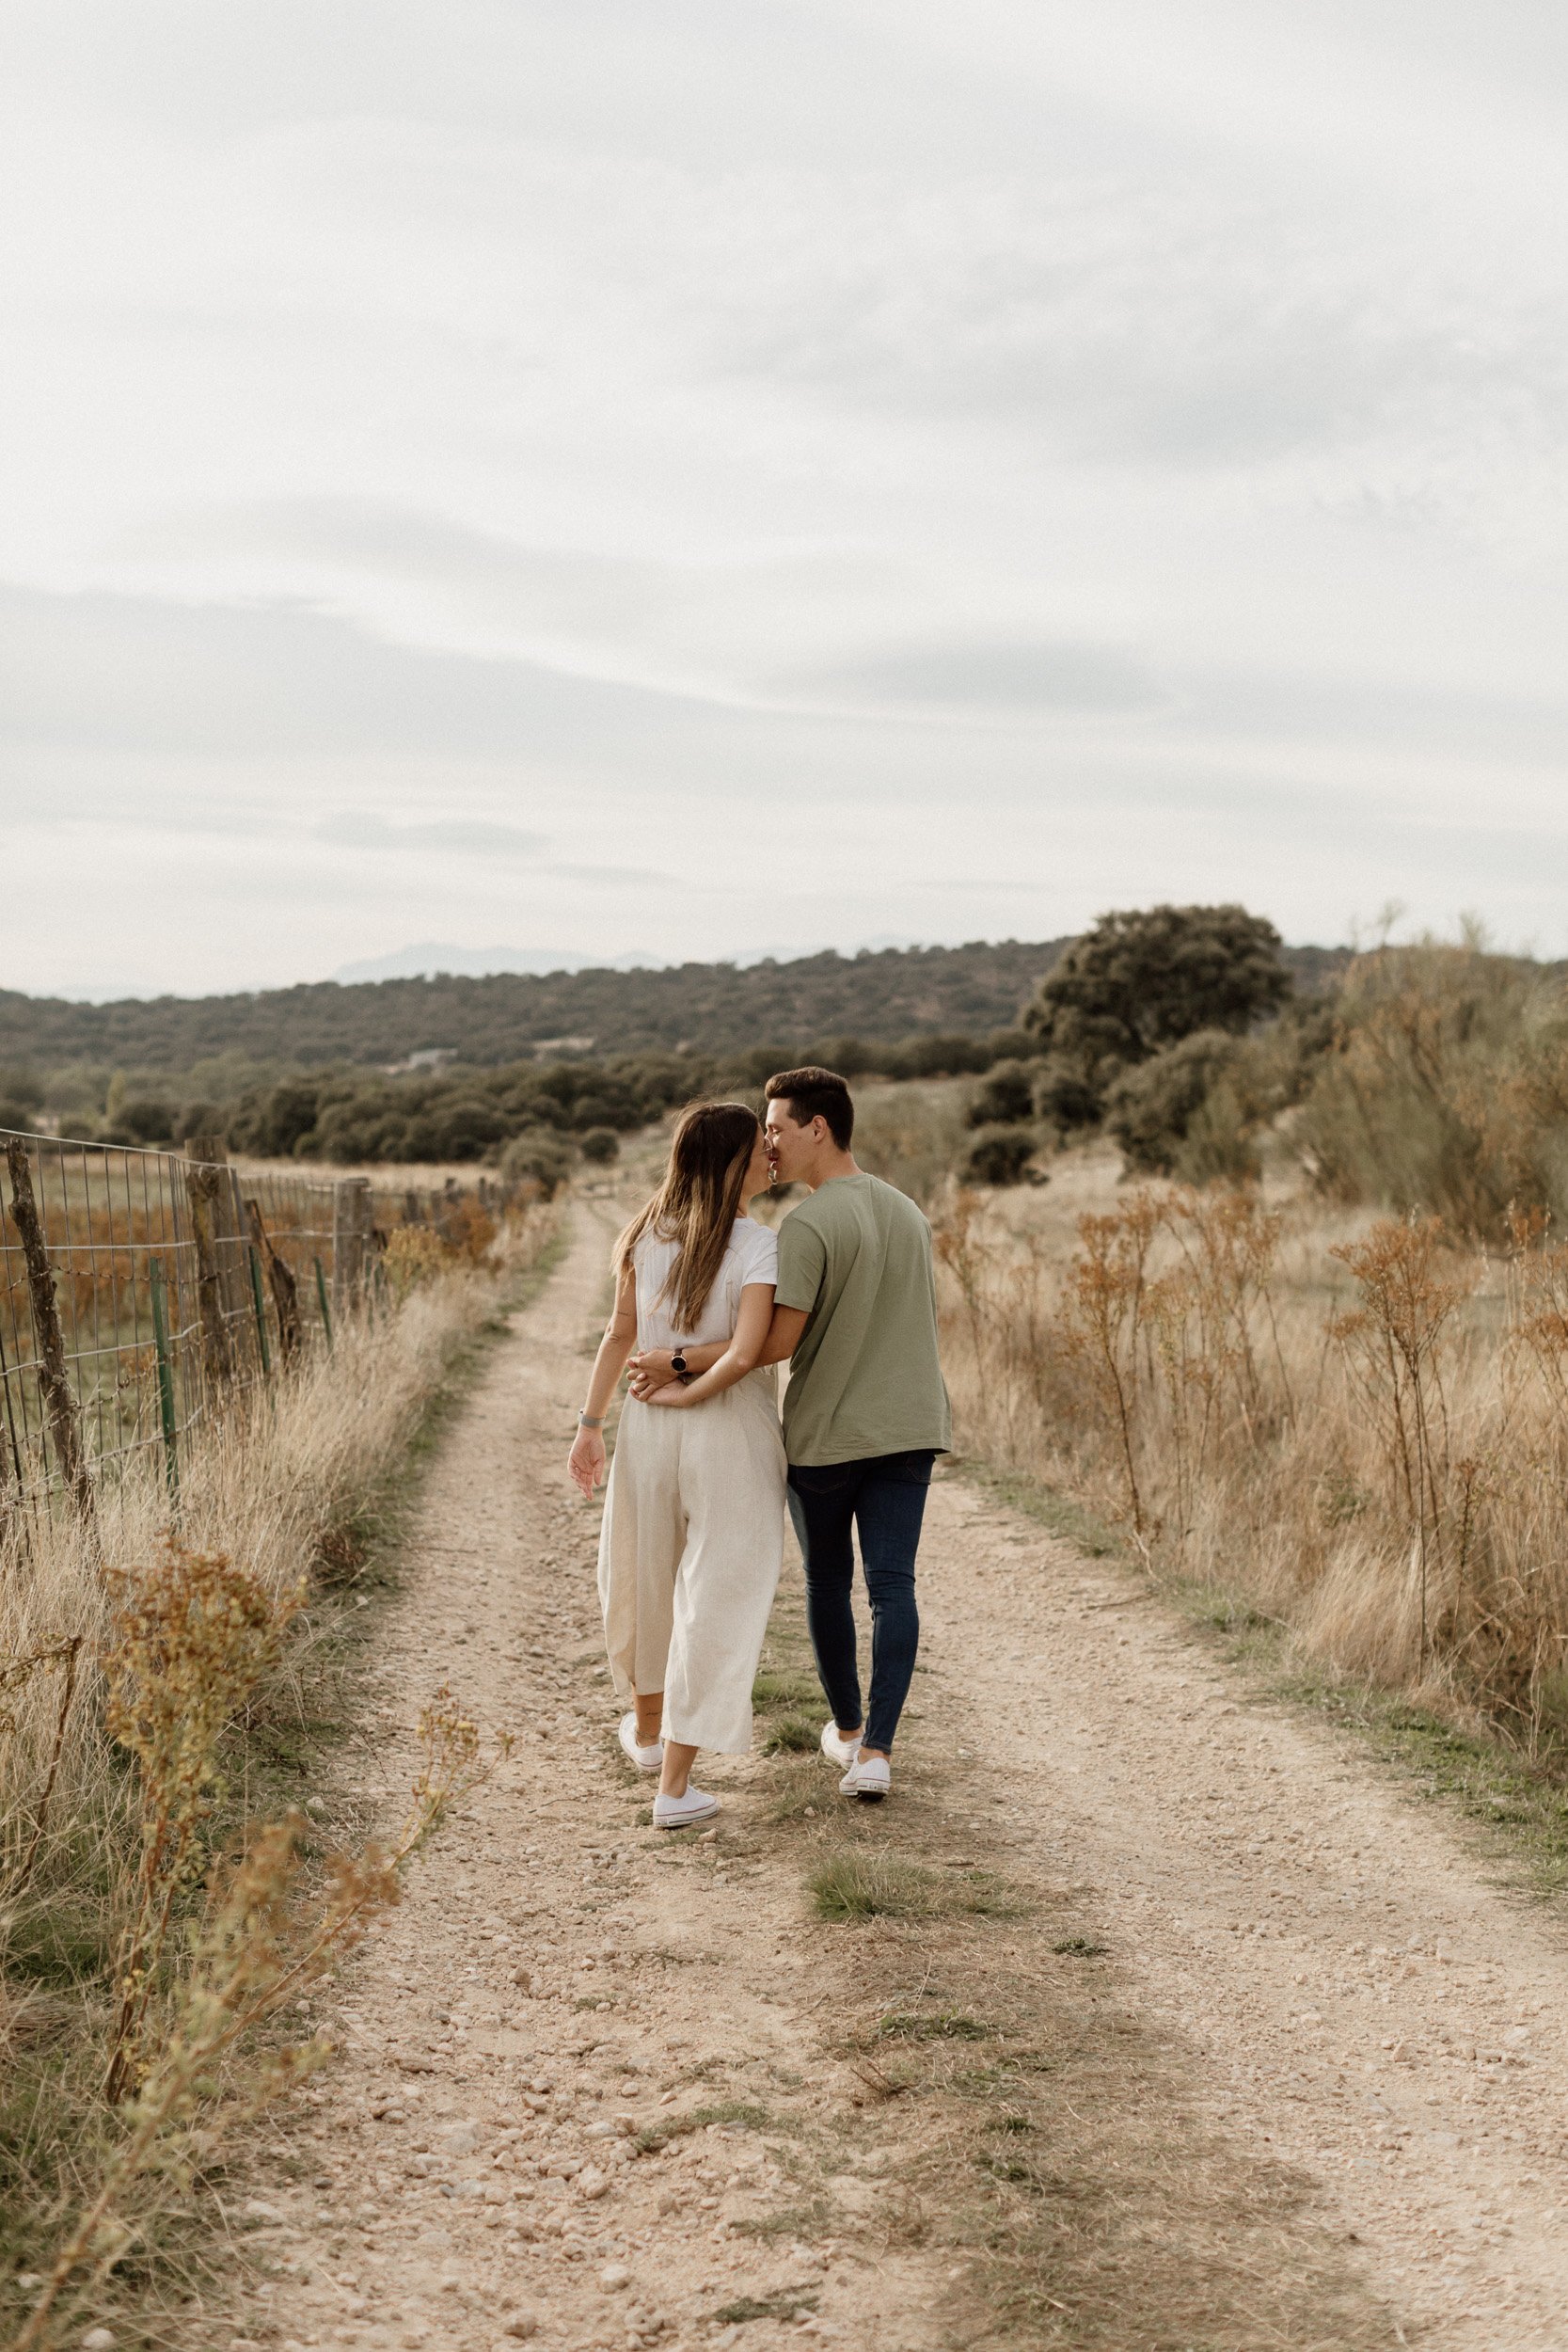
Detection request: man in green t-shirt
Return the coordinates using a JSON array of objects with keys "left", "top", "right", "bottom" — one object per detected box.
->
[
  {"left": 763, "top": 1064, "right": 950, "bottom": 1803},
  {"left": 630, "top": 1065, "right": 949, "bottom": 1804}
]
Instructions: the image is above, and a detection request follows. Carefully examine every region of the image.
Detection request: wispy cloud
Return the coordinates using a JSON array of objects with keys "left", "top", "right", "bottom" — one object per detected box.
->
[
  {"left": 773, "top": 638, "right": 1164, "bottom": 716},
  {"left": 4, "top": 2, "right": 1568, "bottom": 992},
  {"left": 315, "top": 813, "right": 548, "bottom": 858}
]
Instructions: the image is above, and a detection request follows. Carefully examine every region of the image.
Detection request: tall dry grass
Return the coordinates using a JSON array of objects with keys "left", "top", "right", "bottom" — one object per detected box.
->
[
  {"left": 0, "top": 1196, "right": 558, "bottom": 2344},
  {"left": 937, "top": 1177, "right": 1568, "bottom": 1755}
]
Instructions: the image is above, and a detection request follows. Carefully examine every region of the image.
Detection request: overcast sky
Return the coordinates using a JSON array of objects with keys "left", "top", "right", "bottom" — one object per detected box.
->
[{"left": 5, "top": 1, "right": 1568, "bottom": 998}]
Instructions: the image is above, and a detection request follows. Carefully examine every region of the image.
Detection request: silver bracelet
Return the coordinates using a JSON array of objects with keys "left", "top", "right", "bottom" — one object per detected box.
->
[{"left": 578, "top": 1411, "right": 604, "bottom": 1428}]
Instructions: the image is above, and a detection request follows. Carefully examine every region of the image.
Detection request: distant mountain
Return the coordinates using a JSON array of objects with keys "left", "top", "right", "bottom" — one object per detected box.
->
[
  {"left": 331, "top": 943, "right": 666, "bottom": 983},
  {"left": 0, "top": 939, "right": 1073, "bottom": 1077},
  {"left": 0, "top": 936, "right": 1353, "bottom": 1083}
]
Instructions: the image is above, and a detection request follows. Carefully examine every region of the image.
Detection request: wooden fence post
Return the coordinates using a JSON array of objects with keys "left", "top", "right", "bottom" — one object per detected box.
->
[
  {"left": 332, "top": 1178, "right": 372, "bottom": 1316},
  {"left": 182, "top": 1147, "right": 234, "bottom": 1392},
  {"left": 245, "top": 1200, "right": 300, "bottom": 1365},
  {"left": 3, "top": 1137, "right": 95, "bottom": 1523}
]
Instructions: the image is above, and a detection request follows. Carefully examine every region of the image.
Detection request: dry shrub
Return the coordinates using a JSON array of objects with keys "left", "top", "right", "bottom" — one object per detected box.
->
[
  {"left": 11, "top": 1684, "right": 510, "bottom": 2352},
  {"left": 382, "top": 1222, "right": 451, "bottom": 1299},
  {"left": 103, "top": 1541, "right": 304, "bottom": 2104},
  {"left": 0, "top": 1193, "right": 559, "bottom": 2335},
  {"left": 852, "top": 1081, "right": 970, "bottom": 1211},
  {"left": 1297, "top": 935, "right": 1568, "bottom": 1239},
  {"left": 937, "top": 1179, "right": 1568, "bottom": 1753}
]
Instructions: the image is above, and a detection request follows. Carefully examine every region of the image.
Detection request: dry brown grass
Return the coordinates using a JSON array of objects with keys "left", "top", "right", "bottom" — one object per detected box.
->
[
  {"left": 937, "top": 1163, "right": 1568, "bottom": 1756},
  {"left": 0, "top": 1196, "right": 558, "bottom": 2345}
]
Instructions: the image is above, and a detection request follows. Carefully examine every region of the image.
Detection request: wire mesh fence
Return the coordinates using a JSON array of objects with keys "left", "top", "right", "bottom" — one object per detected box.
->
[{"left": 0, "top": 1128, "right": 512, "bottom": 1525}]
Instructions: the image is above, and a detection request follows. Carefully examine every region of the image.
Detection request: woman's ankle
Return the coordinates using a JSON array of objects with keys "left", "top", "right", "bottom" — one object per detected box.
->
[
  {"left": 634, "top": 1691, "right": 664, "bottom": 1745},
  {"left": 659, "top": 1739, "right": 700, "bottom": 1799}
]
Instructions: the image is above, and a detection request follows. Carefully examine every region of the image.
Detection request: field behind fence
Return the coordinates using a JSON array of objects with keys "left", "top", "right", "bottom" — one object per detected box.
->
[{"left": 0, "top": 1128, "right": 518, "bottom": 1526}]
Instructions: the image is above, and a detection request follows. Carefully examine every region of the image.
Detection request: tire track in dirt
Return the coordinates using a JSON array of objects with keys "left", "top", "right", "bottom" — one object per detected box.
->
[
  {"left": 217, "top": 1201, "right": 1563, "bottom": 2352},
  {"left": 922, "top": 1478, "right": 1568, "bottom": 2348}
]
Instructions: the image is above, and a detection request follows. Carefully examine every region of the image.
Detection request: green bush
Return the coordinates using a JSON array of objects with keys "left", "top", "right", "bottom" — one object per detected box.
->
[
  {"left": 177, "top": 1098, "right": 222, "bottom": 1144},
  {"left": 1023, "top": 903, "right": 1291, "bottom": 1078},
  {"left": 965, "top": 1058, "right": 1036, "bottom": 1128},
  {"left": 500, "top": 1128, "right": 574, "bottom": 1197},
  {"left": 578, "top": 1126, "right": 621, "bottom": 1164},
  {"left": 1033, "top": 1059, "right": 1102, "bottom": 1132},
  {"left": 1104, "top": 1031, "right": 1248, "bottom": 1177},
  {"left": 120, "top": 1097, "right": 176, "bottom": 1144},
  {"left": 962, "top": 1124, "right": 1038, "bottom": 1186}
]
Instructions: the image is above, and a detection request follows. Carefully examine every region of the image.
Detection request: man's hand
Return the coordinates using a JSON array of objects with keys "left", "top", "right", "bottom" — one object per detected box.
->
[
  {"left": 568, "top": 1426, "right": 607, "bottom": 1497},
  {"left": 626, "top": 1348, "right": 677, "bottom": 1401}
]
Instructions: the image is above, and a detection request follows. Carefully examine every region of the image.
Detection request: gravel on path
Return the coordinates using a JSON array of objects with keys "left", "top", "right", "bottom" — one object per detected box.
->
[{"left": 220, "top": 1197, "right": 1568, "bottom": 2352}]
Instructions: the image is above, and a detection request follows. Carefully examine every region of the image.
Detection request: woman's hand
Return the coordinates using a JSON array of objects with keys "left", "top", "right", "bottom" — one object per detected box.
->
[
  {"left": 568, "top": 1426, "right": 607, "bottom": 1496},
  {"left": 642, "top": 1381, "right": 693, "bottom": 1410},
  {"left": 626, "top": 1348, "right": 676, "bottom": 1400}
]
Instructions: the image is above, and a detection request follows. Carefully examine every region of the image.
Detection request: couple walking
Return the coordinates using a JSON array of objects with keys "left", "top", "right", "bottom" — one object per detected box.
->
[{"left": 567, "top": 1067, "right": 950, "bottom": 1828}]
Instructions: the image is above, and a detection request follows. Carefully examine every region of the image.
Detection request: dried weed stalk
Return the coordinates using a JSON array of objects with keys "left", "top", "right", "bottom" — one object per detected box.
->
[
  {"left": 102, "top": 1540, "right": 304, "bottom": 2105},
  {"left": 936, "top": 1174, "right": 1568, "bottom": 1746},
  {"left": 10, "top": 1684, "right": 513, "bottom": 2352}
]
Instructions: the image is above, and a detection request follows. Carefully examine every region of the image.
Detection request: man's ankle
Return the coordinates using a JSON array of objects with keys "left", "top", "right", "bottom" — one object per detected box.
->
[{"left": 859, "top": 1745, "right": 889, "bottom": 1760}]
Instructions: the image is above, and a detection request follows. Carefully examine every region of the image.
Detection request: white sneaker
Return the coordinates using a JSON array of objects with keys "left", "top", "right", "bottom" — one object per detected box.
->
[
  {"left": 618, "top": 1712, "right": 663, "bottom": 1773},
  {"left": 839, "top": 1753, "right": 891, "bottom": 1803},
  {"left": 652, "top": 1786, "right": 720, "bottom": 1829},
  {"left": 820, "top": 1721, "right": 863, "bottom": 1769}
]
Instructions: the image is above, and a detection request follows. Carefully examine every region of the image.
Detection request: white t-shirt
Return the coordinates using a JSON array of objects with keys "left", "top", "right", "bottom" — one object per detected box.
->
[{"left": 632, "top": 1216, "right": 779, "bottom": 1352}]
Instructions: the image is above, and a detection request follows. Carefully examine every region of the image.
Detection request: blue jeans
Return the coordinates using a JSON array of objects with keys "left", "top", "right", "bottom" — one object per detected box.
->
[{"left": 785, "top": 1451, "right": 935, "bottom": 1755}]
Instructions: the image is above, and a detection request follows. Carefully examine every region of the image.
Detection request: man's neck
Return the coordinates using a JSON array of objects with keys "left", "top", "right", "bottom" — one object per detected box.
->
[{"left": 804, "top": 1152, "right": 862, "bottom": 1193}]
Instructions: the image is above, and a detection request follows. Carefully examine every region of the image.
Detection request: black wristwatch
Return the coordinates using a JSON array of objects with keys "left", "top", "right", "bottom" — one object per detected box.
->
[{"left": 671, "top": 1352, "right": 688, "bottom": 1375}]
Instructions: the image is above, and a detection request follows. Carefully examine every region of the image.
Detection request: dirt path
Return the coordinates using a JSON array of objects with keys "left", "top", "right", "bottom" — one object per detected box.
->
[
  {"left": 225, "top": 1206, "right": 1568, "bottom": 2352},
  {"left": 925, "top": 1483, "right": 1568, "bottom": 2347}
]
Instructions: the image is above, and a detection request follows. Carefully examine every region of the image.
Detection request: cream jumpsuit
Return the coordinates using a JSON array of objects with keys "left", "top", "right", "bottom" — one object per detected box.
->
[{"left": 597, "top": 1218, "right": 786, "bottom": 1754}]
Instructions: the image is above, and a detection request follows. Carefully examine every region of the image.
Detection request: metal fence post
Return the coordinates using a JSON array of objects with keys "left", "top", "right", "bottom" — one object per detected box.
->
[
  {"left": 314, "top": 1256, "right": 333, "bottom": 1348},
  {"left": 3, "top": 1137, "right": 96, "bottom": 1524},
  {"left": 148, "top": 1255, "right": 180, "bottom": 1498}
]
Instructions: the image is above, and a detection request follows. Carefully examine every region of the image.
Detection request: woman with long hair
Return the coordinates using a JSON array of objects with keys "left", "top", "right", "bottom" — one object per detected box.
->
[{"left": 567, "top": 1102, "right": 785, "bottom": 1827}]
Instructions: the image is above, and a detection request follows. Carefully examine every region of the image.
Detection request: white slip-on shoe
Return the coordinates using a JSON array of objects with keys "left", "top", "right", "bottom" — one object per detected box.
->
[
  {"left": 839, "top": 1753, "right": 891, "bottom": 1803},
  {"left": 820, "top": 1721, "right": 863, "bottom": 1769},
  {"left": 618, "top": 1712, "right": 663, "bottom": 1773},
  {"left": 652, "top": 1786, "right": 720, "bottom": 1829}
]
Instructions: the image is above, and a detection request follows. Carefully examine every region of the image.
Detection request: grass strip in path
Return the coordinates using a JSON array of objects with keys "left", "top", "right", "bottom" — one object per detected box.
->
[{"left": 744, "top": 1535, "right": 1400, "bottom": 2352}]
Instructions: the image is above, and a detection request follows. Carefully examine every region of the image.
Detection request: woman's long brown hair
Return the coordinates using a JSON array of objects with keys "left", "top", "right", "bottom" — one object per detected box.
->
[{"left": 613, "top": 1101, "right": 760, "bottom": 1332}]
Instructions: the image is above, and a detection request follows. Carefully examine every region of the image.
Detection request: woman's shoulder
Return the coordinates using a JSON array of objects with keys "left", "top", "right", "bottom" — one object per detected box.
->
[{"left": 731, "top": 1215, "right": 779, "bottom": 1274}]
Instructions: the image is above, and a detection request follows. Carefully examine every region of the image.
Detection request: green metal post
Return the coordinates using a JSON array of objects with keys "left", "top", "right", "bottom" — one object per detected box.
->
[
  {"left": 313, "top": 1255, "right": 333, "bottom": 1349},
  {"left": 148, "top": 1257, "right": 179, "bottom": 1499},
  {"left": 247, "top": 1245, "right": 273, "bottom": 1377}
]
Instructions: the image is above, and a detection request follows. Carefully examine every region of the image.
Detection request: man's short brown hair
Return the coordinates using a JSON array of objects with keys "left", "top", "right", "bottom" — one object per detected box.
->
[{"left": 764, "top": 1066, "right": 854, "bottom": 1151}]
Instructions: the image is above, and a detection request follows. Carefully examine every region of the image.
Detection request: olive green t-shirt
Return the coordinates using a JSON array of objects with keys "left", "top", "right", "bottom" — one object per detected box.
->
[{"left": 773, "top": 1172, "right": 952, "bottom": 1467}]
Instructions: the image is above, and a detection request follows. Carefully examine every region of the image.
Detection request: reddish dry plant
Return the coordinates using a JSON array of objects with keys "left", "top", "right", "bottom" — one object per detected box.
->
[
  {"left": 1050, "top": 1187, "right": 1285, "bottom": 1542},
  {"left": 1328, "top": 1216, "right": 1478, "bottom": 1674},
  {"left": 10, "top": 1682, "right": 513, "bottom": 2352},
  {"left": 101, "top": 1538, "right": 304, "bottom": 2105}
]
